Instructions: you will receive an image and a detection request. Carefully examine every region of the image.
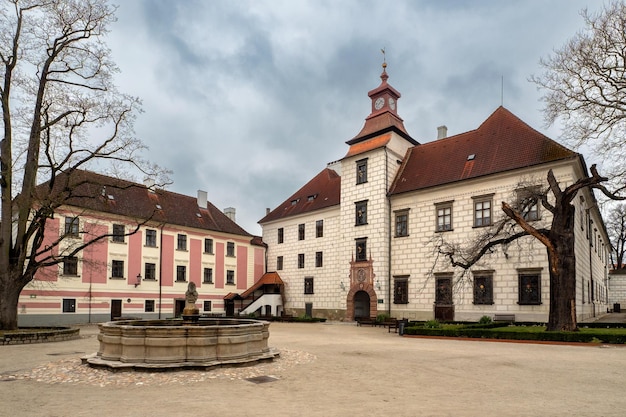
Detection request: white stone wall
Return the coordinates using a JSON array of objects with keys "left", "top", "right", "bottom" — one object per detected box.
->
[
  {"left": 263, "top": 205, "right": 342, "bottom": 315},
  {"left": 389, "top": 160, "right": 610, "bottom": 322},
  {"left": 261, "top": 141, "right": 611, "bottom": 323},
  {"left": 609, "top": 272, "right": 626, "bottom": 308}
]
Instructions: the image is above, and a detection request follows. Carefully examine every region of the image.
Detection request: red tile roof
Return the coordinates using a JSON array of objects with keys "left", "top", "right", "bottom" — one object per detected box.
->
[
  {"left": 348, "top": 112, "right": 414, "bottom": 144},
  {"left": 34, "top": 169, "right": 252, "bottom": 237},
  {"left": 345, "top": 133, "right": 392, "bottom": 158},
  {"left": 259, "top": 168, "right": 341, "bottom": 224},
  {"left": 239, "top": 271, "right": 284, "bottom": 299},
  {"left": 389, "top": 107, "right": 578, "bottom": 195}
]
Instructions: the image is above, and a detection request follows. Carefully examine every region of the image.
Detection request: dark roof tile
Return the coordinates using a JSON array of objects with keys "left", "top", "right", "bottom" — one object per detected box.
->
[
  {"left": 389, "top": 107, "right": 577, "bottom": 195},
  {"left": 34, "top": 169, "right": 251, "bottom": 237},
  {"left": 259, "top": 168, "right": 340, "bottom": 223}
]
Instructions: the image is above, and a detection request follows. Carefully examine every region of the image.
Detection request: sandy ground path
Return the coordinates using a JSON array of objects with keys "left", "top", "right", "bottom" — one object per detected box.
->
[{"left": 1, "top": 322, "right": 625, "bottom": 417}]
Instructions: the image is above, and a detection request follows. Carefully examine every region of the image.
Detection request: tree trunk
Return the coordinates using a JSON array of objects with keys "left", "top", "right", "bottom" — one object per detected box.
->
[
  {"left": 546, "top": 204, "right": 577, "bottom": 332},
  {"left": 0, "top": 273, "right": 23, "bottom": 330}
]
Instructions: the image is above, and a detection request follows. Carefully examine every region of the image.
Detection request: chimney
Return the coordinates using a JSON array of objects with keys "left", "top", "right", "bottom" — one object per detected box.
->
[
  {"left": 143, "top": 177, "right": 155, "bottom": 190},
  {"left": 266, "top": 208, "right": 271, "bottom": 215},
  {"left": 224, "top": 207, "right": 236, "bottom": 222},
  {"left": 197, "top": 190, "right": 207, "bottom": 209},
  {"left": 437, "top": 125, "right": 448, "bottom": 140}
]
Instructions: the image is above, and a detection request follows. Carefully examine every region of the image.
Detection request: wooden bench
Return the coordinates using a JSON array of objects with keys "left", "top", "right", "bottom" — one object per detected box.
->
[
  {"left": 356, "top": 317, "right": 377, "bottom": 326},
  {"left": 493, "top": 314, "right": 516, "bottom": 322}
]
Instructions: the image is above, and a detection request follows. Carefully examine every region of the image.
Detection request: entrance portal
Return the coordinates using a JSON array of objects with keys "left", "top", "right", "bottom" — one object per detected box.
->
[{"left": 354, "top": 291, "right": 371, "bottom": 319}]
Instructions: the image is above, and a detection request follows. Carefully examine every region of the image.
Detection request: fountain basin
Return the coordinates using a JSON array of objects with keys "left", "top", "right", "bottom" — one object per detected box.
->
[{"left": 84, "top": 318, "right": 278, "bottom": 370}]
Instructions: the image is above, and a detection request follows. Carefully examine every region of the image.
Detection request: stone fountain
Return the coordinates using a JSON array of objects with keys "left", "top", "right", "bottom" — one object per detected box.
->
[{"left": 84, "top": 282, "right": 278, "bottom": 370}]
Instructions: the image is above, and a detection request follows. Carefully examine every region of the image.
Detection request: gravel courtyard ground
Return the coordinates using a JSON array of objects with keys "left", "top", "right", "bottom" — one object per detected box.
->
[{"left": 1, "top": 321, "right": 625, "bottom": 417}]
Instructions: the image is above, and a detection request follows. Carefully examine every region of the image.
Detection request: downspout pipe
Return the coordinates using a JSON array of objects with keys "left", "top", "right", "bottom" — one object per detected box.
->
[
  {"left": 159, "top": 223, "right": 165, "bottom": 319},
  {"left": 385, "top": 147, "right": 392, "bottom": 315}
]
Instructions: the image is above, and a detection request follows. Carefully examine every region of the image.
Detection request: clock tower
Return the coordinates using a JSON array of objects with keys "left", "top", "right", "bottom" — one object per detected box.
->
[
  {"left": 341, "top": 61, "right": 418, "bottom": 321},
  {"left": 349, "top": 62, "right": 414, "bottom": 144}
]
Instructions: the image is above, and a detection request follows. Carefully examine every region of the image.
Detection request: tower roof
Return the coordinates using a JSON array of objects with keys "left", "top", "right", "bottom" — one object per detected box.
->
[{"left": 348, "top": 64, "right": 417, "bottom": 145}]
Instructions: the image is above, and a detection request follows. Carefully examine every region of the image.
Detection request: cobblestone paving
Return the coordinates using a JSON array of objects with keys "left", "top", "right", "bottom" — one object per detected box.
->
[{"left": 3, "top": 348, "right": 316, "bottom": 387}]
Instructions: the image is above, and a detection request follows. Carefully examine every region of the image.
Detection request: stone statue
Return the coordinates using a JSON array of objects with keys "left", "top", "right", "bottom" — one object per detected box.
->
[
  {"left": 183, "top": 282, "right": 199, "bottom": 320},
  {"left": 185, "top": 281, "right": 198, "bottom": 307}
]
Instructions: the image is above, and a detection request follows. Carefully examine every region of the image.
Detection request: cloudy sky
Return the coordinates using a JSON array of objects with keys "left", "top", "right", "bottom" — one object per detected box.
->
[{"left": 105, "top": 1, "right": 606, "bottom": 235}]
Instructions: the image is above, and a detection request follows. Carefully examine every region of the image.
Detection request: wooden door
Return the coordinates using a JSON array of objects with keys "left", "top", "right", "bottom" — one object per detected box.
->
[
  {"left": 111, "top": 299, "right": 122, "bottom": 320},
  {"left": 434, "top": 276, "right": 454, "bottom": 321}
]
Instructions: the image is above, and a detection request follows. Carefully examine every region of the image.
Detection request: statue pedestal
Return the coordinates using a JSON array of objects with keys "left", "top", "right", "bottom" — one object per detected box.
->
[{"left": 182, "top": 305, "right": 200, "bottom": 323}]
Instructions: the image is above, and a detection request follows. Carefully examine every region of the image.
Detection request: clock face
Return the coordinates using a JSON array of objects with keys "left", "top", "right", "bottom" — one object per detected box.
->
[
  {"left": 357, "top": 269, "right": 366, "bottom": 282},
  {"left": 388, "top": 98, "right": 396, "bottom": 110},
  {"left": 374, "top": 97, "right": 385, "bottom": 110}
]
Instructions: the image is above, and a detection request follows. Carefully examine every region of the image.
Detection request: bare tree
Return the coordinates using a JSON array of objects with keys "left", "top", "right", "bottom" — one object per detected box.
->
[
  {"left": 530, "top": 1, "right": 626, "bottom": 185},
  {"left": 0, "top": 0, "right": 168, "bottom": 329},
  {"left": 437, "top": 166, "right": 620, "bottom": 331},
  {"left": 606, "top": 203, "right": 626, "bottom": 269}
]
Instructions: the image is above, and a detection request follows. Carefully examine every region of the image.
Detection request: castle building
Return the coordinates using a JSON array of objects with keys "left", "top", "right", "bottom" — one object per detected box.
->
[
  {"left": 259, "top": 65, "right": 610, "bottom": 322},
  {"left": 18, "top": 170, "right": 265, "bottom": 326}
]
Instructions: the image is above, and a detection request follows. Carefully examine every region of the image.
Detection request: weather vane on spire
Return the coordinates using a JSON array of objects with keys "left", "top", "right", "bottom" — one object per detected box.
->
[{"left": 381, "top": 47, "right": 387, "bottom": 69}]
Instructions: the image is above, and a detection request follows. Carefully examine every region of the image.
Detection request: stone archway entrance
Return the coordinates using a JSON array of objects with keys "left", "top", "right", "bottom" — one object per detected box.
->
[
  {"left": 346, "top": 285, "right": 377, "bottom": 321},
  {"left": 354, "top": 291, "right": 370, "bottom": 319}
]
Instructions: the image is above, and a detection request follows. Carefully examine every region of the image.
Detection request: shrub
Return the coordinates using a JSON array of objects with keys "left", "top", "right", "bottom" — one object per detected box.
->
[
  {"left": 424, "top": 319, "right": 441, "bottom": 329},
  {"left": 478, "top": 315, "right": 493, "bottom": 325},
  {"left": 376, "top": 313, "right": 390, "bottom": 322}
]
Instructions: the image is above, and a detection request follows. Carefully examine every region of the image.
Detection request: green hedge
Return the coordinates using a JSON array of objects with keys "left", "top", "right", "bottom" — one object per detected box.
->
[{"left": 403, "top": 324, "right": 626, "bottom": 344}]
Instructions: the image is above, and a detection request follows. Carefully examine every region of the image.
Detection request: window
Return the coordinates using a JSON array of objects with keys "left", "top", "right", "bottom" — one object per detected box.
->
[
  {"left": 523, "top": 203, "right": 539, "bottom": 221},
  {"left": 64, "top": 217, "right": 79, "bottom": 237},
  {"left": 435, "top": 275, "right": 453, "bottom": 305},
  {"left": 226, "top": 270, "right": 235, "bottom": 285},
  {"left": 204, "top": 301, "right": 212, "bottom": 312},
  {"left": 518, "top": 272, "right": 541, "bottom": 305},
  {"left": 277, "top": 256, "right": 283, "bottom": 270},
  {"left": 62, "top": 298, "right": 76, "bottom": 313},
  {"left": 63, "top": 256, "right": 78, "bottom": 276},
  {"left": 355, "top": 200, "right": 368, "bottom": 226},
  {"left": 356, "top": 158, "right": 368, "bottom": 184},
  {"left": 394, "top": 276, "right": 409, "bottom": 304},
  {"left": 145, "top": 300, "right": 155, "bottom": 312},
  {"left": 395, "top": 210, "right": 408, "bottom": 237},
  {"left": 112, "top": 224, "right": 125, "bottom": 242},
  {"left": 145, "top": 229, "right": 157, "bottom": 247},
  {"left": 298, "top": 224, "right": 305, "bottom": 241},
  {"left": 355, "top": 238, "right": 367, "bottom": 262},
  {"left": 316, "top": 220, "right": 323, "bottom": 238},
  {"left": 177, "top": 234, "right": 187, "bottom": 250},
  {"left": 304, "top": 277, "right": 314, "bottom": 294},
  {"left": 436, "top": 203, "right": 453, "bottom": 232},
  {"left": 227, "top": 242, "right": 235, "bottom": 257},
  {"left": 176, "top": 265, "right": 186, "bottom": 282},
  {"left": 298, "top": 254, "right": 305, "bottom": 269},
  {"left": 278, "top": 228, "right": 284, "bottom": 244},
  {"left": 204, "top": 238, "right": 213, "bottom": 254},
  {"left": 473, "top": 196, "right": 492, "bottom": 227},
  {"left": 145, "top": 263, "right": 156, "bottom": 280},
  {"left": 315, "top": 251, "right": 323, "bottom": 268},
  {"left": 112, "top": 260, "right": 124, "bottom": 278},
  {"left": 473, "top": 273, "right": 493, "bottom": 305},
  {"left": 517, "top": 188, "right": 540, "bottom": 221},
  {"left": 203, "top": 267, "right": 213, "bottom": 284}
]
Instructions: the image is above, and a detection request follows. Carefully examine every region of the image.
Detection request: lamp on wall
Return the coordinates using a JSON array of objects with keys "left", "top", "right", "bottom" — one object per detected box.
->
[
  {"left": 375, "top": 279, "right": 381, "bottom": 290},
  {"left": 135, "top": 273, "right": 142, "bottom": 288},
  {"left": 340, "top": 281, "right": 346, "bottom": 291}
]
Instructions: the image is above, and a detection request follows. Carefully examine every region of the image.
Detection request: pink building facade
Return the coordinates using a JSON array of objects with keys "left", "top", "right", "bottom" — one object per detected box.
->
[{"left": 18, "top": 171, "right": 266, "bottom": 326}]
